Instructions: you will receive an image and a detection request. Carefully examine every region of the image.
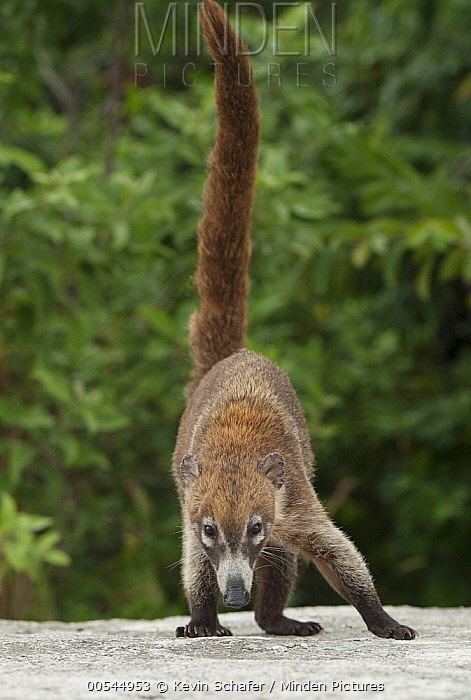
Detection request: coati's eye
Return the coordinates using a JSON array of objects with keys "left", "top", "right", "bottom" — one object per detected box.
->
[
  {"left": 250, "top": 522, "right": 263, "bottom": 537},
  {"left": 203, "top": 524, "right": 217, "bottom": 538}
]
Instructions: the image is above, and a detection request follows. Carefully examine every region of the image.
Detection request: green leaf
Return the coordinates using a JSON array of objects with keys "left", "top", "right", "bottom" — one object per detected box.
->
[
  {"left": 4, "top": 540, "right": 29, "bottom": 572},
  {"left": 6, "top": 441, "right": 35, "bottom": 489},
  {"left": 0, "top": 492, "right": 17, "bottom": 529},
  {"left": 33, "top": 366, "right": 71, "bottom": 404},
  {"left": 44, "top": 549, "right": 71, "bottom": 566},
  {"left": 0, "top": 399, "right": 54, "bottom": 430},
  {"left": 0, "top": 144, "right": 44, "bottom": 175},
  {"left": 19, "top": 513, "right": 53, "bottom": 532},
  {"left": 138, "top": 304, "right": 180, "bottom": 342},
  {"left": 440, "top": 248, "right": 463, "bottom": 281},
  {"left": 352, "top": 239, "right": 370, "bottom": 267},
  {"left": 415, "top": 256, "right": 434, "bottom": 300}
]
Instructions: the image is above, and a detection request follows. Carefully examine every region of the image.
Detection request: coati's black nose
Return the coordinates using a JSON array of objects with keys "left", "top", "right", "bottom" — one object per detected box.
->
[{"left": 223, "top": 578, "right": 250, "bottom": 608}]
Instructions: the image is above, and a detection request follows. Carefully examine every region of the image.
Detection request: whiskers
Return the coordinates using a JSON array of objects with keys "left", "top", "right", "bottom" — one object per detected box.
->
[
  {"left": 167, "top": 557, "right": 183, "bottom": 572},
  {"left": 255, "top": 545, "right": 293, "bottom": 582}
]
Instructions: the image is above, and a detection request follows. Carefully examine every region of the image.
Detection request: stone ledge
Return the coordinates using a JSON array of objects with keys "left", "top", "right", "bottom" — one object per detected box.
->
[{"left": 0, "top": 606, "right": 469, "bottom": 699}]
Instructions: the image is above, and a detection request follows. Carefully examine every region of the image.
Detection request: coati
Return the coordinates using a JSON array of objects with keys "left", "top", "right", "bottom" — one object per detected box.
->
[{"left": 172, "top": 0, "right": 417, "bottom": 640}]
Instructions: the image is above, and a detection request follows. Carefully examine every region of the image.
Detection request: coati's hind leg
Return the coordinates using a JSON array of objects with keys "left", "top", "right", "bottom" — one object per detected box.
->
[
  {"left": 255, "top": 544, "right": 322, "bottom": 636},
  {"left": 292, "top": 509, "right": 417, "bottom": 640},
  {"left": 175, "top": 530, "right": 232, "bottom": 638}
]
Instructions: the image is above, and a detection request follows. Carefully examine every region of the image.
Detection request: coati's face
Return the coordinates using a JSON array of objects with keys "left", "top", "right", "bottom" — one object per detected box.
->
[
  {"left": 197, "top": 511, "right": 268, "bottom": 608},
  {"left": 181, "top": 452, "right": 284, "bottom": 609}
]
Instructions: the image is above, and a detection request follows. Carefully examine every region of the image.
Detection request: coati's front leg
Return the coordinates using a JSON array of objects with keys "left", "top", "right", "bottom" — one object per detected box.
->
[
  {"left": 175, "top": 529, "right": 232, "bottom": 638},
  {"left": 292, "top": 512, "right": 416, "bottom": 640},
  {"left": 255, "top": 545, "right": 322, "bottom": 636}
]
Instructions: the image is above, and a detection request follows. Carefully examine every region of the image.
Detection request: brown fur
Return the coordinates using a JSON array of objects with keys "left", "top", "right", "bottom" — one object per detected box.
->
[
  {"left": 188, "top": 0, "right": 259, "bottom": 381},
  {"left": 173, "top": 0, "right": 416, "bottom": 641}
]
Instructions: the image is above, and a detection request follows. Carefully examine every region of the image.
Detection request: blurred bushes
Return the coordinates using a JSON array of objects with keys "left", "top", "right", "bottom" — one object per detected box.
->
[{"left": 0, "top": 0, "right": 470, "bottom": 619}]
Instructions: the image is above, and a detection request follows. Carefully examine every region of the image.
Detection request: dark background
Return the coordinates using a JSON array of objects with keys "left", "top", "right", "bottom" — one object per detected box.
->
[{"left": 0, "top": 0, "right": 470, "bottom": 620}]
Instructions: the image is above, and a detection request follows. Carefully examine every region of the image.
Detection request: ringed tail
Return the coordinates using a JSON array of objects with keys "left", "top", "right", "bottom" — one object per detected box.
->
[{"left": 189, "top": 0, "right": 260, "bottom": 381}]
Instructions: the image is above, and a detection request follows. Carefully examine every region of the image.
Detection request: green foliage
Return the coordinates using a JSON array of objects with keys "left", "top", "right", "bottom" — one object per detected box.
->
[
  {"left": 0, "top": 0, "right": 470, "bottom": 618},
  {"left": 0, "top": 492, "right": 69, "bottom": 617},
  {"left": 0, "top": 493, "right": 69, "bottom": 574}
]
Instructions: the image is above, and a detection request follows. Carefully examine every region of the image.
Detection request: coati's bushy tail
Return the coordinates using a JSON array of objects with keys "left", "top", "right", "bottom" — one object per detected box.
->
[{"left": 189, "top": 0, "right": 260, "bottom": 381}]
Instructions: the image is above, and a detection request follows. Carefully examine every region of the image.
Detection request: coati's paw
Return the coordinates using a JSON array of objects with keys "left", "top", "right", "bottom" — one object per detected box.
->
[
  {"left": 175, "top": 621, "right": 233, "bottom": 638},
  {"left": 368, "top": 623, "right": 417, "bottom": 640},
  {"left": 260, "top": 616, "right": 322, "bottom": 637}
]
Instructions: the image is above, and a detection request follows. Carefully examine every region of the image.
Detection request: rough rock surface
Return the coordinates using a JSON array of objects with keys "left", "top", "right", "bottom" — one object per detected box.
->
[{"left": 0, "top": 606, "right": 469, "bottom": 699}]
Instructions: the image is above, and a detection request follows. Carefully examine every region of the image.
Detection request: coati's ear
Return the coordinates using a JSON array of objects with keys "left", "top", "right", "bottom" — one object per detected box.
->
[
  {"left": 180, "top": 453, "right": 201, "bottom": 487},
  {"left": 258, "top": 452, "right": 285, "bottom": 489}
]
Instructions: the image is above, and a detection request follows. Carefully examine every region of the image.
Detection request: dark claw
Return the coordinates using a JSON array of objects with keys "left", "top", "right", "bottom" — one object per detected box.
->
[
  {"left": 369, "top": 623, "right": 417, "bottom": 640},
  {"left": 175, "top": 622, "right": 233, "bottom": 638},
  {"left": 388, "top": 625, "right": 417, "bottom": 640},
  {"left": 260, "top": 616, "right": 323, "bottom": 636}
]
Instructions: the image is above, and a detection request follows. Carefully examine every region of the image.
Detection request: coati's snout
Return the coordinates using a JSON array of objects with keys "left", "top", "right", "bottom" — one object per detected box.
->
[
  {"left": 223, "top": 576, "right": 250, "bottom": 608},
  {"left": 180, "top": 451, "right": 286, "bottom": 609}
]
